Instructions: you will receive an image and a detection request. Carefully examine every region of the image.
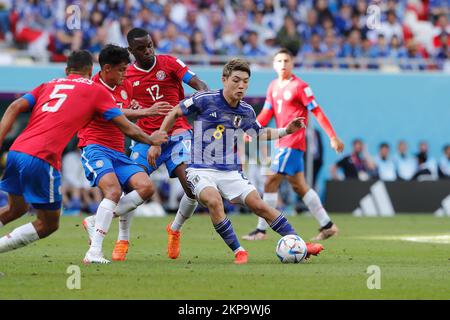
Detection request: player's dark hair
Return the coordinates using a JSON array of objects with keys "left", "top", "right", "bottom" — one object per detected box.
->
[
  {"left": 99, "top": 44, "right": 131, "bottom": 68},
  {"left": 222, "top": 59, "right": 251, "bottom": 78},
  {"left": 274, "top": 48, "right": 294, "bottom": 58},
  {"left": 379, "top": 142, "right": 389, "bottom": 149},
  {"left": 127, "top": 27, "right": 149, "bottom": 45},
  {"left": 66, "top": 50, "right": 93, "bottom": 73}
]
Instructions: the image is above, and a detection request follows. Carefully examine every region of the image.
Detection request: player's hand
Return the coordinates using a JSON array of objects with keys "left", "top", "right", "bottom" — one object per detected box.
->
[
  {"left": 130, "top": 99, "right": 140, "bottom": 110},
  {"left": 149, "top": 130, "right": 168, "bottom": 146},
  {"left": 286, "top": 117, "right": 306, "bottom": 134},
  {"left": 147, "top": 145, "right": 162, "bottom": 168},
  {"left": 331, "top": 136, "right": 344, "bottom": 154},
  {"left": 145, "top": 102, "right": 173, "bottom": 117}
]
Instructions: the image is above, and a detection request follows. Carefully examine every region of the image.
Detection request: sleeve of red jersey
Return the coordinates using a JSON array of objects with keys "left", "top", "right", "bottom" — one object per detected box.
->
[
  {"left": 299, "top": 84, "right": 336, "bottom": 139},
  {"left": 169, "top": 56, "right": 196, "bottom": 84},
  {"left": 256, "top": 84, "right": 274, "bottom": 126},
  {"left": 95, "top": 87, "right": 124, "bottom": 121},
  {"left": 21, "top": 83, "right": 45, "bottom": 111}
]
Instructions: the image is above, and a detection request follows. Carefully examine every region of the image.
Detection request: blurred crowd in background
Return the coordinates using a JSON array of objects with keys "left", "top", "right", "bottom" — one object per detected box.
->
[{"left": 0, "top": 0, "right": 450, "bottom": 70}]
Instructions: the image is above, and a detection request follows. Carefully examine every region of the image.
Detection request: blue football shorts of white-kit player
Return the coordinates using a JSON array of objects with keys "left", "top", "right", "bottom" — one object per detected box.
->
[
  {"left": 270, "top": 147, "right": 305, "bottom": 176},
  {"left": 180, "top": 90, "right": 264, "bottom": 204},
  {"left": 80, "top": 144, "right": 145, "bottom": 188},
  {"left": 0, "top": 151, "right": 62, "bottom": 210},
  {"left": 130, "top": 130, "right": 192, "bottom": 178}
]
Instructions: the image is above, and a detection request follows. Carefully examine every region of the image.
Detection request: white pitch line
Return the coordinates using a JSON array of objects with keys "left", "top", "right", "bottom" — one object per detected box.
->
[{"left": 353, "top": 234, "right": 450, "bottom": 244}]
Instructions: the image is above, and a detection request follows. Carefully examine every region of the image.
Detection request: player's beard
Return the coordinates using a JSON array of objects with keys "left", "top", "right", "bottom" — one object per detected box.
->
[{"left": 140, "top": 55, "right": 155, "bottom": 70}]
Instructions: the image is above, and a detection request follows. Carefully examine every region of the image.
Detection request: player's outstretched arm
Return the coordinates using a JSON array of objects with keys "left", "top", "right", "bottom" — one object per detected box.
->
[
  {"left": 311, "top": 106, "right": 344, "bottom": 153},
  {"left": 259, "top": 117, "right": 306, "bottom": 141},
  {"left": 123, "top": 101, "right": 173, "bottom": 120},
  {"left": 111, "top": 114, "right": 168, "bottom": 146},
  {"left": 187, "top": 76, "right": 209, "bottom": 92},
  {"left": 148, "top": 105, "right": 184, "bottom": 167},
  {"left": 0, "top": 98, "right": 30, "bottom": 146}
]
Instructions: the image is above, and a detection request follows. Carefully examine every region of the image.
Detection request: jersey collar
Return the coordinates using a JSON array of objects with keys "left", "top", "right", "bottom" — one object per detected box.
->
[
  {"left": 98, "top": 75, "right": 116, "bottom": 91},
  {"left": 133, "top": 56, "right": 157, "bottom": 73}
]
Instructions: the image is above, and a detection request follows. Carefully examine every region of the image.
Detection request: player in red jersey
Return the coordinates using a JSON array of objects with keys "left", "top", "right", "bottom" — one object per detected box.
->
[
  {"left": 77, "top": 45, "right": 173, "bottom": 263},
  {"left": 126, "top": 28, "right": 209, "bottom": 259},
  {"left": 243, "top": 48, "right": 345, "bottom": 241},
  {"left": 0, "top": 50, "right": 168, "bottom": 257}
]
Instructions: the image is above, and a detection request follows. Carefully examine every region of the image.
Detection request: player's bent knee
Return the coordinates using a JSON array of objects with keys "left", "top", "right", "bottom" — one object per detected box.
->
[{"left": 103, "top": 187, "right": 122, "bottom": 203}]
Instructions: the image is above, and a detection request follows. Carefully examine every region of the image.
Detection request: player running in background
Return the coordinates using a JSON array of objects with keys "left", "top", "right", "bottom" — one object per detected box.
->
[
  {"left": 78, "top": 45, "right": 172, "bottom": 263},
  {"left": 126, "top": 28, "right": 209, "bottom": 259},
  {"left": 150, "top": 59, "right": 324, "bottom": 264},
  {"left": 0, "top": 50, "right": 167, "bottom": 256},
  {"left": 243, "top": 48, "right": 344, "bottom": 242}
]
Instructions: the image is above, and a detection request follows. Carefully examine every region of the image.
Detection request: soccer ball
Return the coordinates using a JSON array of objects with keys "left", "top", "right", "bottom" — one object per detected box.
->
[{"left": 276, "top": 234, "right": 308, "bottom": 263}]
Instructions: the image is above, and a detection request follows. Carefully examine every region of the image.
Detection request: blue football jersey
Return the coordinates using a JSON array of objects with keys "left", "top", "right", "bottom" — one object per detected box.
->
[{"left": 180, "top": 90, "right": 263, "bottom": 171}]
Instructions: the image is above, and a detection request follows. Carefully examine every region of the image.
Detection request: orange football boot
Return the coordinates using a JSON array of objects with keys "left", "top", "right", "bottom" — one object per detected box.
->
[
  {"left": 234, "top": 250, "right": 248, "bottom": 264},
  {"left": 305, "top": 242, "right": 324, "bottom": 260},
  {"left": 112, "top": 240, "right": 129, "bottom": 261},
  {"left": 166, "top": 223, "right": 181, "bottom": 259}
]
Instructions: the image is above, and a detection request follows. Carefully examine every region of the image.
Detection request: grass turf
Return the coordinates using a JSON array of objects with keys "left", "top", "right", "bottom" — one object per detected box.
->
[{"left": 0, "top": 214, "right": 449, "bottom": 299}]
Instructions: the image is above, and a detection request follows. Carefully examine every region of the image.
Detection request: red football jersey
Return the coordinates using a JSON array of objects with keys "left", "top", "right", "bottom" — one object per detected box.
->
[
  {"left": 262, "top": 75, "right": 318, "bottom": 151},
  {"left": 125, "top": 55, "right": 193, "bottom": 136},
  {"left": 77, "top": 72, "right": 133, "bottom": 152},
  {"left": 11, "top": 74, "right": 120, "bottom": 171}
]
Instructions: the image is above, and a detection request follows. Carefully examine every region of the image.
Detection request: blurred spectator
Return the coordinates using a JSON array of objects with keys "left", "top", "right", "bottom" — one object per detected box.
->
[
  {"left": 190, "top": 29, "right": 213, "bottom": 55},
  {"left": 393, "top": 140, "right": 417, "bottom": 181},
  {"left": 412, "top": 152, "right": 436, "bottom": 181},
  {"left": 53, "top": 11, "right": 82, "bottom": 59},
  {"left": 339, "top": 29, "right": 362, "bottom": 68},
  {"left": 299, "top": 10, "right": 323, "bottom": 43},
  {"left": 398, "top": 39, "right": 426, "bottom": 70},
  {"left": 371, "top": 34, "right": 390, "bottom": 58},
  {"left": 378, "top": 10, "right": 404, "bottom": 43},
  {"left": 300, "top": 33, "right": 327, "bottom": 68},
  {"left": 414, "top": 141, "right": 439, "bottom": 180},
  {"left": 331, "top": 138, "right": 376, "bottom": 180},
  {"left": 0, "top": 0, "right": 11, "bottom": 41},
  {"left": 438, "top": 144, "right": 450, "bottom": 179},
  {"left": 374, "top": 142, "right": 396, "bottom": 181},
  {"left": 276, "top": 14, "right": 302, "bottom": 56},
  {"left": 242, "top": 30, "right": 267, "bottom": 57},
  {"left": 158, "top": 22, "right": 190, "bottom": 55}
]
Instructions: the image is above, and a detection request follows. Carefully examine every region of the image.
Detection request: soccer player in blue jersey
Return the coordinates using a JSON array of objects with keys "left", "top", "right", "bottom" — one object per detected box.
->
[{"left": 149, "top": 59, "right": 324, "bottom": 264}]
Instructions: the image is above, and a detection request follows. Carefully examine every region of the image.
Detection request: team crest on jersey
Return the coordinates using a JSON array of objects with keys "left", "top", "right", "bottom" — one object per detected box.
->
[
  {"left": 272, "top": 91, "right": 278, "bottom": 98},
  {"left": 156, "top": 70, "right": 166, "bottom": 80},
  {"left": 132, "top": 152, "right": 139, "bottom": 160},
  {"left": 96, "top": 160, "right": 104, "bottom": 168},
  {"left": 283, "top": 90, "right": 292, "bottom": 100},
  {"left": 233, "top": 115, "right": 243, "bottom": 128},
  {"left": 133, "top": 81, "right": 140, "bottom": 87},
  {"left": 120, "top": 90, "right": 128, "bottom": 100}
]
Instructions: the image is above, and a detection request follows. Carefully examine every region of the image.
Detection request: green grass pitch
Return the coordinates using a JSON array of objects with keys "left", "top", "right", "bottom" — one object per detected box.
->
[{"left": 0, "top": 214, "right": 449, "bottom": 299}]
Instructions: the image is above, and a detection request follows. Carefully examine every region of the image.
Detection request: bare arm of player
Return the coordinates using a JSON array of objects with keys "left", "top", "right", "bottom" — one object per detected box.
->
[
  {"left": 0, "top": 98, "right": 30, "bottom": 147},
  {"left": 111, "top": 114, "right": 168, "bottom": 146},
  {"left": 187, "top": 76, "right": 209, "bottom": 92},
  {"left": 148, "top": 105, "right": 184, "bottom": 167},
  {"left": 258, "top": 117, "right": 306, "bottom": 141},
  {"left": 123, "top": 101, "right": 173, "bottom": 120},
  {"left": 311, "top": 106, "right": 344, "bottom": 153}
]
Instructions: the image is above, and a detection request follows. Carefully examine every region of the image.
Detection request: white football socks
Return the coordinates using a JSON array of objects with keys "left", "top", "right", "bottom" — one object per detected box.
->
[
  {"left": 90, "top": 199, "right": 116, "bottom": 252},
  {"left": 303, "top": 189, "right": 331, "bottom": 228},
  {"left": 118, "top": 210, "right": 134, "bottom": 241},
  {"left": 0, "top": 222, "right": 40, "bottom": 253},
  {"left": 256, "top": 193, "right": 278, "bottom": 231},
  {"left": 114, "top": 190, "right": 144, "bottom": 216},
  {"left": 171, "top": 194, "right": 198, "bottom": 231}
]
